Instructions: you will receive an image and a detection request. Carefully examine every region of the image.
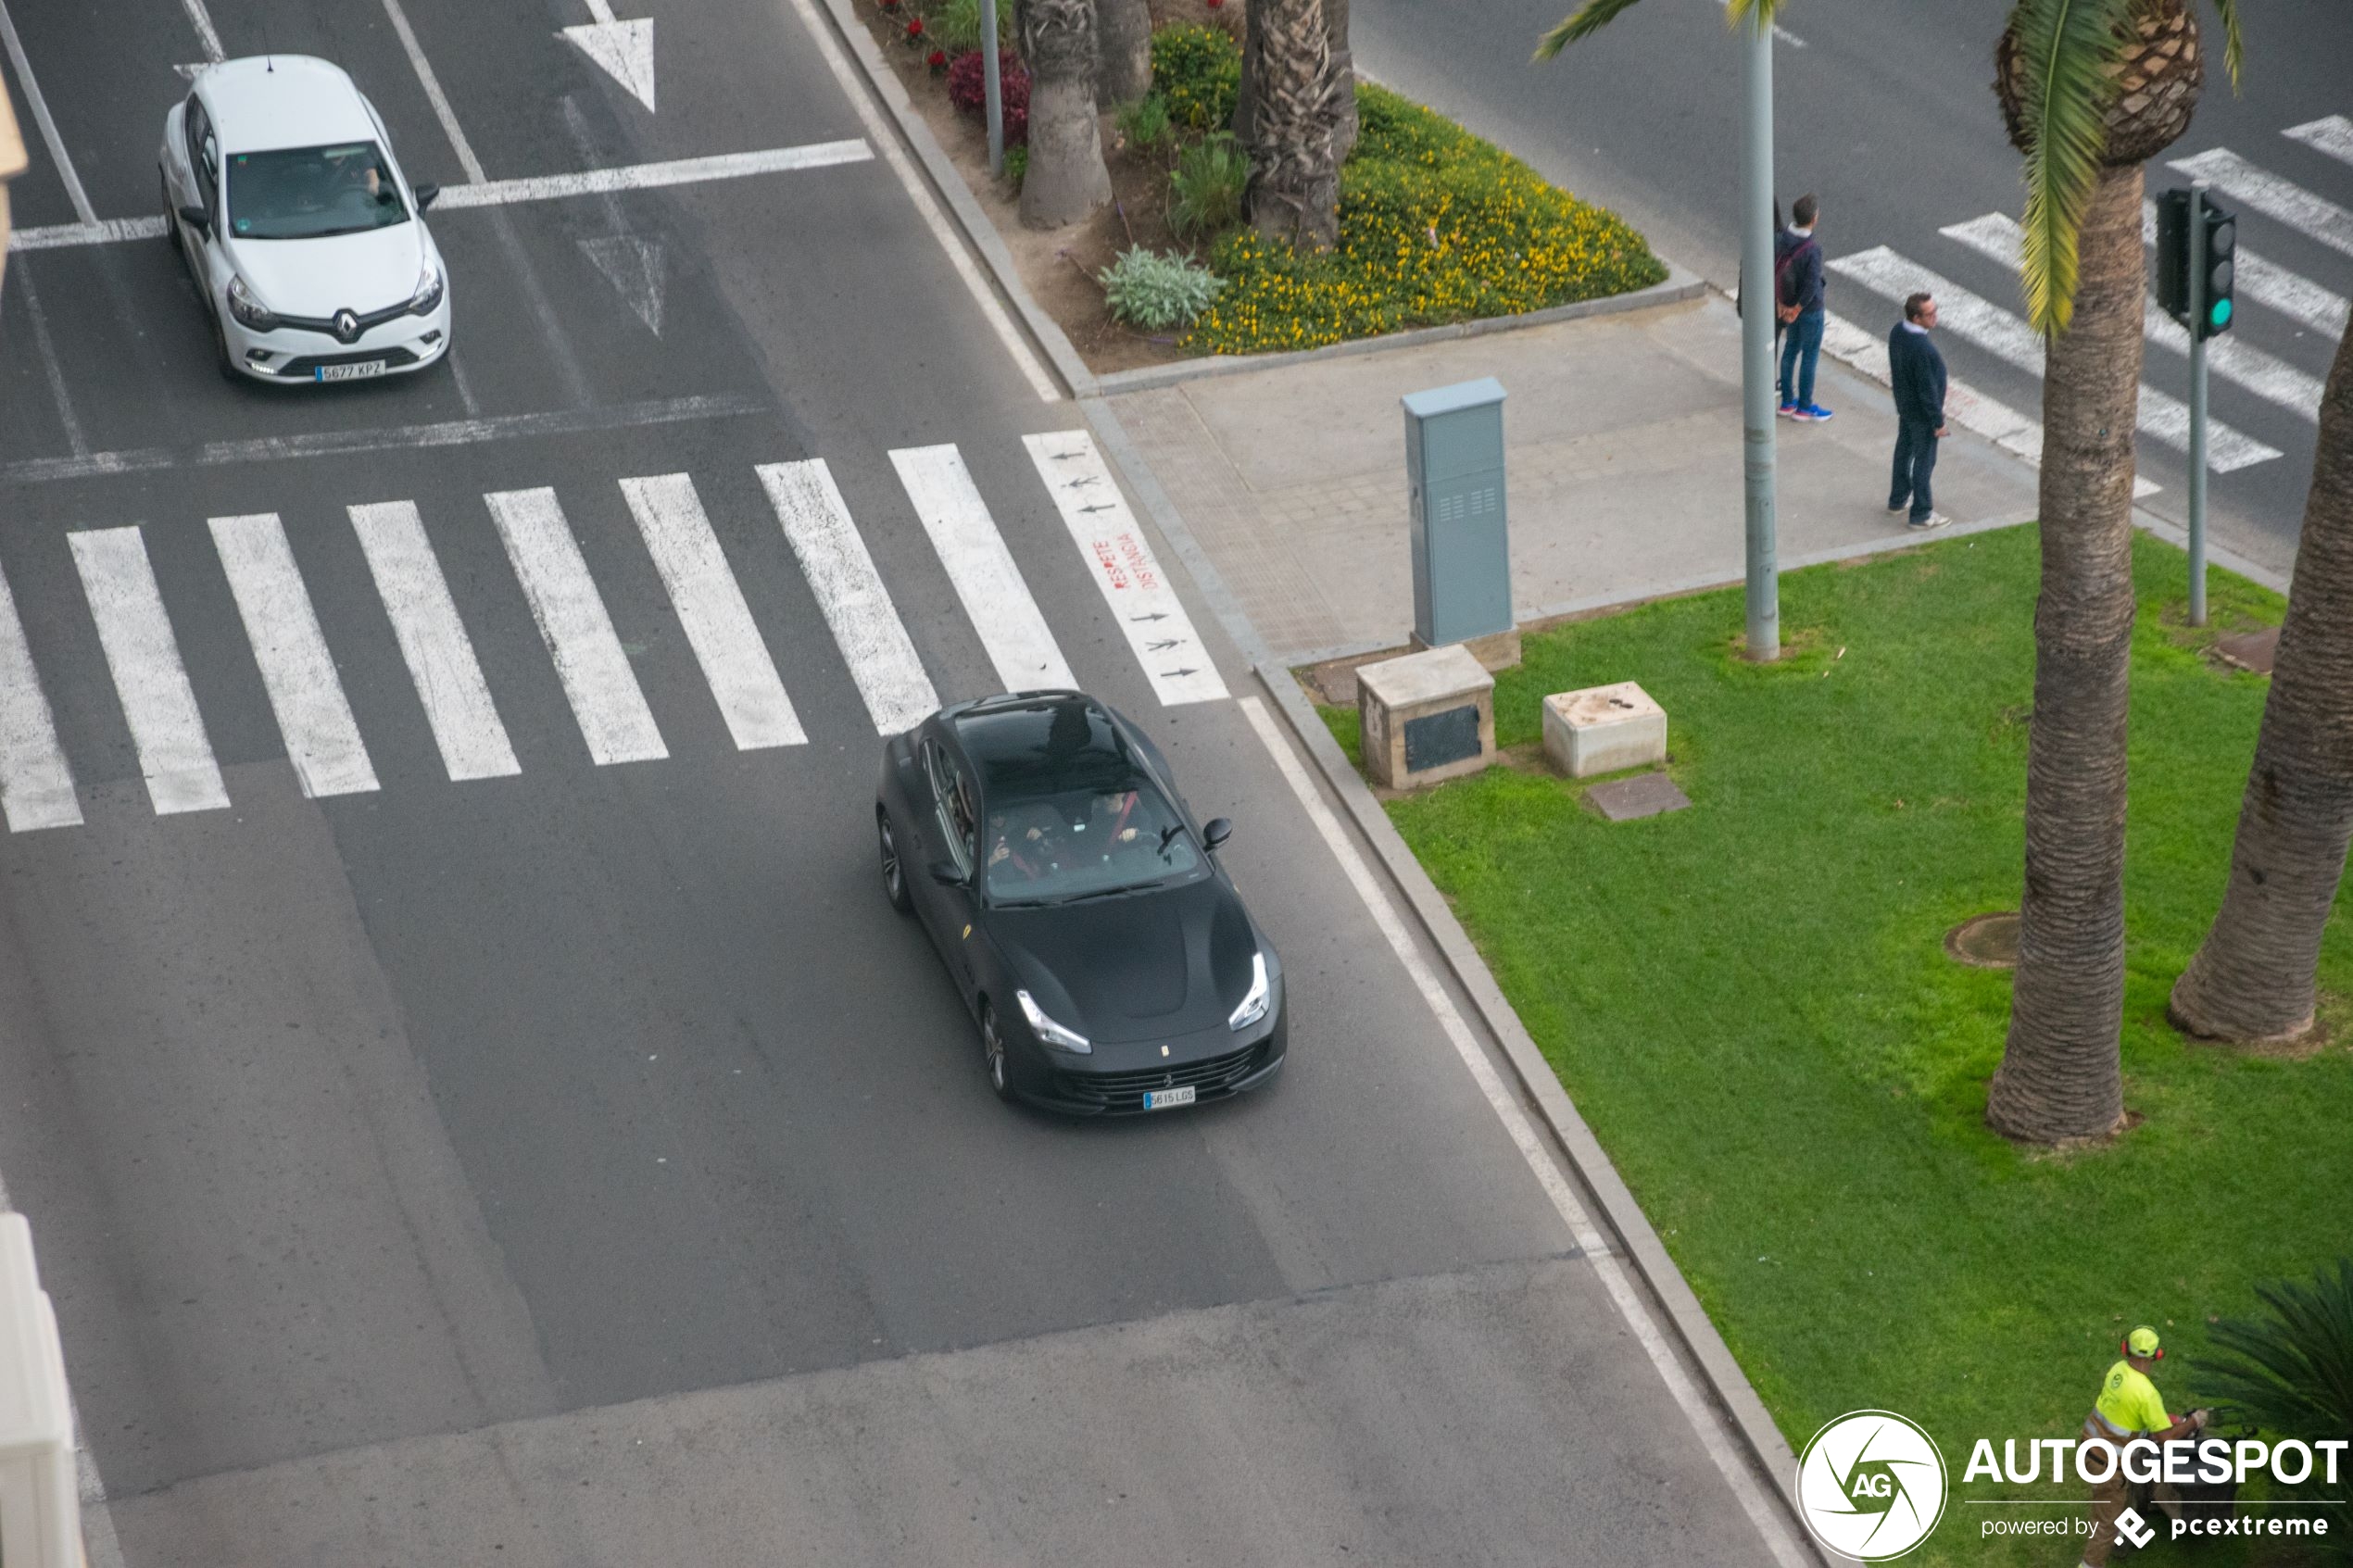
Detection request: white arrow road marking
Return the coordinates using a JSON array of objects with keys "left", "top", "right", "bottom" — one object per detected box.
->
[
  {"left": 759, "top": 459, "right": 938, "bottom": 735},
  {"left": 2171, "top": 147, "right": 2353, "bottom": 260},
  {"left": 621, "top": 474, "right": 806, "bottom": 749},
  {"left": 563, "top": 0, "right": 656, "bottom": 114},
  {"left": 577, "top": 233, "right": 669, "bottom": 335},
  {"left": 349, "top": 501, "right": 522, "bottom": 781},
  {"left": 2284, "top": 114, "right": 2353, "bottom": 169},
  {"left": 68, "top": 527, "right": 231, "bottom": 815},
  {"left": 890, "top": 445, "right": 1076, "bottom": 695},
  {"left": 0, "top": 558, "right": 81, "bottom": 832},
  {"left": 486, "top": 488, "right": 669, "bottom": 764},
  {"left": 2142, "top": 199, "right": 2349, "bottom": 342},
  {"left": 210, "top": 513, "right": 381, "bottom": 798},
  {"left": 1024, "top": 431, "right": 1227, "bottom": 707},
  {"left": 1828, "top": 245, "right": 2283, "bottom": 471},
  {"left": 1944, "top": 213, "right": 2328, "bottom": 422}
]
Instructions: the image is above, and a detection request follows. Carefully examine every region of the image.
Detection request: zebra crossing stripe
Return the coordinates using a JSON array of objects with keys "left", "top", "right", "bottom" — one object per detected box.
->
[
  {"left": 485, "top": 488, "right": 669, "bottom": 765},
  {"left": 2171, "top": 147, "right": 2353, "bottom": 260},
  {"left": 0, "top": 558, "right": 81, "bottom": 831},
  {"left": 348, "top": 501, "right": 522, "bottom": 781},
  {"left": 1943, "top": 214, "right": 2327, "bottom": 421},
  {"left": 1023, "top": 430, "right": 1227, "bottom": 708},
  {"left": 620, "top": 474, "right": 806, "bottom": 750},
  {"left": 888, "top": 445, "right": 1076, "bottom": 696},
  {"left": 2140, "top": 200, "right": 2349, "bottom": 341},
  {"left": 67, "top": 527, "right": 230, "bottom": 815},
  {"left": 1826, "top": 246, "right": 2283, "bottom": 471},
  {"left": 209, "top": 513, "right": 380, "bottom": 798},
  {"left": 2284, "top": 115, "right": 2353, "bottom": 170},
  {"left": 757, "top": 459, "right": 938, "bottom": 735}
]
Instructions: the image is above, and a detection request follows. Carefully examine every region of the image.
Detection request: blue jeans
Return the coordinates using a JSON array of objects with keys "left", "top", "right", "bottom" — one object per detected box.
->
[
  {"left": 1779, "top": 308, "right": 1824, "bottom": 408},
  {"left": 1891, "top": 419, "right": 1940, "bottom": 521}
]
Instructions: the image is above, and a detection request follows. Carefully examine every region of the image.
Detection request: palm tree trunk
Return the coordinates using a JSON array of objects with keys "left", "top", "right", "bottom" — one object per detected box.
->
[
  {"left": 1017, "top": 0, "right": 1112, "bottom": 229},
  {"left": 1237, "top": 0, "right": 1354, "bottom": 164},
  {"left": 2169, "top": 317, "right": 2353, "bottom": 1042},
  {"left": 1094, "top": 0, "right": 1151, "bottom": 107},
  {"left": 1986, "top": 163, "right": 2146, "bottom": 1144},
  {"left": 1242, "top": 0, "right": 1340, "bottom": 251}
]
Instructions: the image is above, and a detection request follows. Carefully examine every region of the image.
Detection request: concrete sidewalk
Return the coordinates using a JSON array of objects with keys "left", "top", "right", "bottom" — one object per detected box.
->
[{"left": 1108, "top": 292, "right": 2041, "bottom": 663}]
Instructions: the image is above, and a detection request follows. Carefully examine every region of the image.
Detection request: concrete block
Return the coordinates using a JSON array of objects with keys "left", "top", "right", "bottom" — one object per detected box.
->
[
  {"left": 1542, "top": 682, "right": 1666, "bottom": 778},
  {"left": 1357, "top": 644, "right": 1496, "bottom": 789},
  {"left": 1410, "top": 626, "right": 1522, "bottom": 671}
]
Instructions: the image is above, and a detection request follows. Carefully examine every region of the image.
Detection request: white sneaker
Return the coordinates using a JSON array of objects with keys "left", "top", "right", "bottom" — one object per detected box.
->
[{"left": 1907, "top": 512, "right": 1952, "bottom": 531}]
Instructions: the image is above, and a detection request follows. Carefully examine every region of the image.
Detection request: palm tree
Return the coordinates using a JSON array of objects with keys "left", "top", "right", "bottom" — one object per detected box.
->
[
  {"left": 1982, "top": 0, "right": 2239, "bottom": 1145},
  {"left": 1095, "top": 0, "right": 1151, "bottom": 107},
  {"left": 1016, "top": 0, "right": 1111, "bottom": 229},
  {"left": 1237, "top": 0, "right": 1357, "bottom": 167},
  {"left": 2170, "top": 318, "right": 2353, "bottom": 1043},
  {"left": 1240, "top": 0, "right": 1342, "bottom": 251}
]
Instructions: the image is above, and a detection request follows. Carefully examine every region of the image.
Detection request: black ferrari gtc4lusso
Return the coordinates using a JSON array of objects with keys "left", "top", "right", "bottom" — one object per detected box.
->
[{"left": 876, "top": 690, "right": 1286, "bottom": 1113}]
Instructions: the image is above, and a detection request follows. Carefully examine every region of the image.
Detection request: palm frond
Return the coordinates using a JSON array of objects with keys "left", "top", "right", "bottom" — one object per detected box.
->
[
  {"left": 2207, "top": 0, "right": 2244, "bottom": 92},
  {"left": 1723, "top": 0, "right": 1788, "bottom": 27},
  {"left": 2192, "top": 1259, "right": 2353, "bottom": 1442},
  {"left": 1532, "top": 0, "right": 1649, "bottom": 61},
  {"left": 2009, "top": 0, "right": 2135, "bottom": 334}
]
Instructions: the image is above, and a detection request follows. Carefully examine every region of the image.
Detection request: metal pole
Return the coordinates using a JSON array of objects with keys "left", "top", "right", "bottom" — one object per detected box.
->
[
  {"left": 980, "top": 0, "right": 1004, "bottom": 175},
  {"left": 2186, "top": 180, "right": 2208, "bottom": 628},
  {"left": 1739, "top": 12, "right": 1779, "bottom": 660}
]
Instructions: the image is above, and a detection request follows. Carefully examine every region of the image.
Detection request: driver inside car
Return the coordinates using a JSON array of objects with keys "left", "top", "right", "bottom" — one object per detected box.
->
[{"left": 986, "top": 802, "right": 1066, "bottom": 881}]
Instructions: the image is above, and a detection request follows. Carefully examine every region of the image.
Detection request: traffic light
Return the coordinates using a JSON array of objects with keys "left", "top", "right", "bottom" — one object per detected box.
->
[
  {"left": 2155, "top": 187, "right": 2237, "bottom": 339},
  {"left": 2155, "top": 188, "right": 2192, "bottom": 323},
  {"left": 2197, "top": 198, "right": 2235, "bottom": 339}
]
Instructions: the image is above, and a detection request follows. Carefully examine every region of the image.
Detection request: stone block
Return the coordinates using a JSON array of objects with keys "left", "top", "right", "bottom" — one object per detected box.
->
[
  {"left": 1357, "top": 644, "right": 1496, "bottom": 789},
  {"left": 1542, "top": 681, "right": 1667, "bottom": 779}
]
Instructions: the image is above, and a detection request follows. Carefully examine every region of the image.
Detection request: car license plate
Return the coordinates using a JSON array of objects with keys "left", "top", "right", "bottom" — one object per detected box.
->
[
  {"left": 1143, "top": 1085, "right": 1197, "bottom": 1111},
  {"left": 316, "top": 360, "right": 387, "bottom": 383}
]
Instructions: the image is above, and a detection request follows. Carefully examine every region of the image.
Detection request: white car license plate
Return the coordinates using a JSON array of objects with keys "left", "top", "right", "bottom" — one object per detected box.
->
[
  {"left": 1143, "top": 1085, "right": 1197, "bottom": 1111},
  {"left": 317, "top": 360, "right": 387, "bottom": 383}
]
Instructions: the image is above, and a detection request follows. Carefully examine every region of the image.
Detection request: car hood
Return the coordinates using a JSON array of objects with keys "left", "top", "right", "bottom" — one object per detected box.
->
[
  {"left": 225, "top": 223, "right": 424, "bottom": 318},
  {"left": 990, "top": 875, "right": 1260, "bottom": 1046}
]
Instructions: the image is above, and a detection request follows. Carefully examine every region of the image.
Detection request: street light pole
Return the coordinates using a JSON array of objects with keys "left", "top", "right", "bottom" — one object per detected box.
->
[
  {"left": 979, "top": 0, "right": 1004, "bottom": 175},
  {"left": 1739, "top": 11, "right": 1779, "bottom": 660}
]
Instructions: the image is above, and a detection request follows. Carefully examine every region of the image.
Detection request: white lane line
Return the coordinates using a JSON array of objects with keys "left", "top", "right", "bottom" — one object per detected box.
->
[
  {"left": 620, "top": 474, "right": 805, "bottom": 749},
  {"left": 68, "top": 528, "right": 230, "bottom": 815},
  {"left": 889, "top": 445, "right": 1076, "bottom": 695},
  {"left": 178, "top": 0, "right": 224, "bottom": 59},
  {"left": 0, "top": 558, "right": 81, "bottom": 832},
  {"left": 758, "top": 459, "right": 938, "bottom": 734},
  {"left": 1944, "top": 213, "right": 2328, "bottom": 421},
  {"left": 1828, "top": 246, "right": 2282, "bottom": 471},
  {"left": 2171, "top": 147, "right": 2353, "bottom": 260},
  {"left": 376, "top": 0, "right": 488, "bottom": 184},
  {"left": 2284, "top": 114, "right": 2353, "bottom": 169},
  {"left": 9, "top": 257, "right": 88, "bottom": 458},
  {"left": 1024, "top": 431, "right": 1228, "bottom": 706},
  {"left": 779, "top": 0, "right": 1062, "bottom": 402},
  {"left": 208, "top": 514, "right": 381, "bottom": 798},
  {"left": 0, "top": 0, "right": 95, "bottom": 224},
  {"left": 1236, "top": 694, "right": 1813, "bottom": 1568},
  {"left": 2141, "top": 199, "right": 2349, "bottom": 341},
  {"left": 8, "top": 216, "right": 170, "bottom": 251},
  {"left": 434, "top": 141, "right": 871, "bottom": 208},
  {"left": 485, "top": 489, "right": 668, "bottom": 764},
  {"left": 348, "top": 501, "right": 522, "bottom": 781}
]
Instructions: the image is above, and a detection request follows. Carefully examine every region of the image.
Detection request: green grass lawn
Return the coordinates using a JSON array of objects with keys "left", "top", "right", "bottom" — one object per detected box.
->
[{"left": 1327, "top": 526, "right": 2353, "bottom": 1567}]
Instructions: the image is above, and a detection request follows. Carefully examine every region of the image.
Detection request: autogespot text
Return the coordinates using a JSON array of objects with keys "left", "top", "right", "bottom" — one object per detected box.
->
[{"left": 1963, "top": 1436, "right": 2348, "bottom": 1489}]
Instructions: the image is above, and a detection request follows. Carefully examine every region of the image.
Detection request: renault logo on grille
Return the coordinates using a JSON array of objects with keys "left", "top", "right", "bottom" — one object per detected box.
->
[{"left": 333, "top": 309, "right": 361, "bottom": 343}]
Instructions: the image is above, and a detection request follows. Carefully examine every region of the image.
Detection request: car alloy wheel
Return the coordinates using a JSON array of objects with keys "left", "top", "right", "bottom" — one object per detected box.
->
[
  {"left": 877, "top": 809, "right": 912, "bottom": 914},
  {"left": 979, "top": 1003, "right": 1013, "bottom": 1102}
]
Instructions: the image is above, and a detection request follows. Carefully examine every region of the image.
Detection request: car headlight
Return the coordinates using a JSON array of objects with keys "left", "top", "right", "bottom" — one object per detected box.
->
[
  {"left": 1016, "top": 989, "right": 1090, "bottom": 1055},
  {"left": 225, "top": 274, "right": 278, "bottom": 332},
  {"left": 1228, "top": 952, "right": 1270, "bottom": 1032},
  {"left": 408, "top": 261, "right": 444, "bottom": 315}
]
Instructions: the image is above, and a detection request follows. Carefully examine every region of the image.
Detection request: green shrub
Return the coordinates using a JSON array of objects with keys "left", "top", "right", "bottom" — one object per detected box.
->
[
  {"left": 1150, "top": 25, "right": 1239, "bottom": 132},
  {"left": 1168, "top": 132, "right": 1247, "bottom": 238},
  {"left": 1186, "top": 83, "right": 1667, "bottom": 353},
  {"left": 1002, "top": 144, "right": 1027, "bottom": 192},
  {"left": 1115, "top": 93, "right": 1174, "bottom": 158},
  {"left": 2195, "top": 1258, "right": 2353, "bottom": 1561},
  {"left": 1099, "top": 246, "right": 1225, "bottom": 331},
  {"left": 933, "top": 0, "right": 1013, "bottom": 56}
]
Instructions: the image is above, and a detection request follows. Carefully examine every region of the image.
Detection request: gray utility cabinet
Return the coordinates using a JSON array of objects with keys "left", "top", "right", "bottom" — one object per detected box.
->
[{"left": 1402, "top": 377, "right": 1511, "bottom": 649}]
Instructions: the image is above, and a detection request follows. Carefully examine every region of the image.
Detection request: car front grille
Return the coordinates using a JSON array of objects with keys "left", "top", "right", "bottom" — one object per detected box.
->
[
  {"left": 275, "top": 301, "right": 413, "bottom": 339},
  {"left": 1055, "top": 1040, "right": 1272, "bottom": 1111},
  {"left": 275, "top": 346, "right": 422, "bottom": 378}
]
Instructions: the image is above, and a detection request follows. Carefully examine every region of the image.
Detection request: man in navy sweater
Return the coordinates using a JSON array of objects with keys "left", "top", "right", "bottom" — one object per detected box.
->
[{"left": 1887, "top": 292, "right": 1950, "bottom": 530}]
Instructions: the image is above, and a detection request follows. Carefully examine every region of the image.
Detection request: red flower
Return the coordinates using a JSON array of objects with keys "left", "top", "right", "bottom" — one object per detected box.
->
[
  {"left": 927, "top": 48, "right": 948, "bottom": 68},
  {"left": 1205, "top": 0, "right": 1225, "bottom": 8},
  {"left": 905, "top": 16, "right": 924, "bottom": 35}
]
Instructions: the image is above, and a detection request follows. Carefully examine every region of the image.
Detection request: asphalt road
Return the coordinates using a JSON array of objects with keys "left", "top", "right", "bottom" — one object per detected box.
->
[
  {"left": 1350, "top": 0, "right": 2353, "bottom": 578},
  {"left": 0, "top": 0, "right": 1796, "bottom": 1562}
]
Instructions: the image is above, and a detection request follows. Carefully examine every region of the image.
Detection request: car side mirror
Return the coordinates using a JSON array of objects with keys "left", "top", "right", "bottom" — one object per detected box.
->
[
  {"left": 177, "top": 205, "right": 210, "bottom": 234},
  {"left": 927, "top": 859, "right": 966, "bottom": 887},
  {"left": 1202, "top": 818, "right": 1232, "bottom": 851},
  {"left": 413, "top": 182, "right": 439, "bottom": 210}
]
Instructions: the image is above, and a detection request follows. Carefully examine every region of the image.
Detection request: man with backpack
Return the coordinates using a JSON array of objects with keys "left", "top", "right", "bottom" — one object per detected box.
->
[{"left": 1775, "top": 194, "right": 1831, "bottom": 422}]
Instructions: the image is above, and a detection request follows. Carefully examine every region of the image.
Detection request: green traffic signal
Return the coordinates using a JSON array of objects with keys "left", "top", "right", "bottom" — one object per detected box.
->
[{"left": 2209, "top": 298, "right": 2233, "bottom": 330}]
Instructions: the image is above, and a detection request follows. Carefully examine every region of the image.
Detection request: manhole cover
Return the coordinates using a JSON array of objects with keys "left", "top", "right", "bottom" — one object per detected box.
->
[{"left": 1945, "top": 911, "right": 2020, "bottom": 969}]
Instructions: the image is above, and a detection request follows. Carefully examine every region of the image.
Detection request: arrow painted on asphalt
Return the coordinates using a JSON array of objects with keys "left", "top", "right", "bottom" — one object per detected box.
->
[
  {"left": 561, "top": 0, "right": 656, "bottom": 113},
  {"left": 577, "top": 233, "right": 669, "bottom": 334}
]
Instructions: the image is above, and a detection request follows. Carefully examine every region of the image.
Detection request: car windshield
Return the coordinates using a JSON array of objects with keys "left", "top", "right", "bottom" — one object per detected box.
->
[
  {"left": 226, "top": 142, "right": 408, "bottom": 239},
  {"left": 982, "top": 778, "right": 1203, "bottom": 904}
]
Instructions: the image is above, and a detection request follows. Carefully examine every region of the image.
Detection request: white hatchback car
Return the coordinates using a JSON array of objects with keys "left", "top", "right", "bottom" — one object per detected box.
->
[{"left": 160, "top": 56, "right": 450, "bottom": 383}]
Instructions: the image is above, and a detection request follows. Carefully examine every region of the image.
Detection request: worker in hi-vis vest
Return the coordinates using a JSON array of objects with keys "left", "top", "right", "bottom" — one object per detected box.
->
[{"left": 2079, "top": 1324, "right": 2208, "bottom": 1567}]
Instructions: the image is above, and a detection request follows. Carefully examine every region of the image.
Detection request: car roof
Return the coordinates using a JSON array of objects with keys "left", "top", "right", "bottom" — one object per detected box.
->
[
  {"left": 197, "top": 56, "right": 380, "bottom": 154},
  {"left": 950, "top": 695, "right": 1143, "bottom": 798}
]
